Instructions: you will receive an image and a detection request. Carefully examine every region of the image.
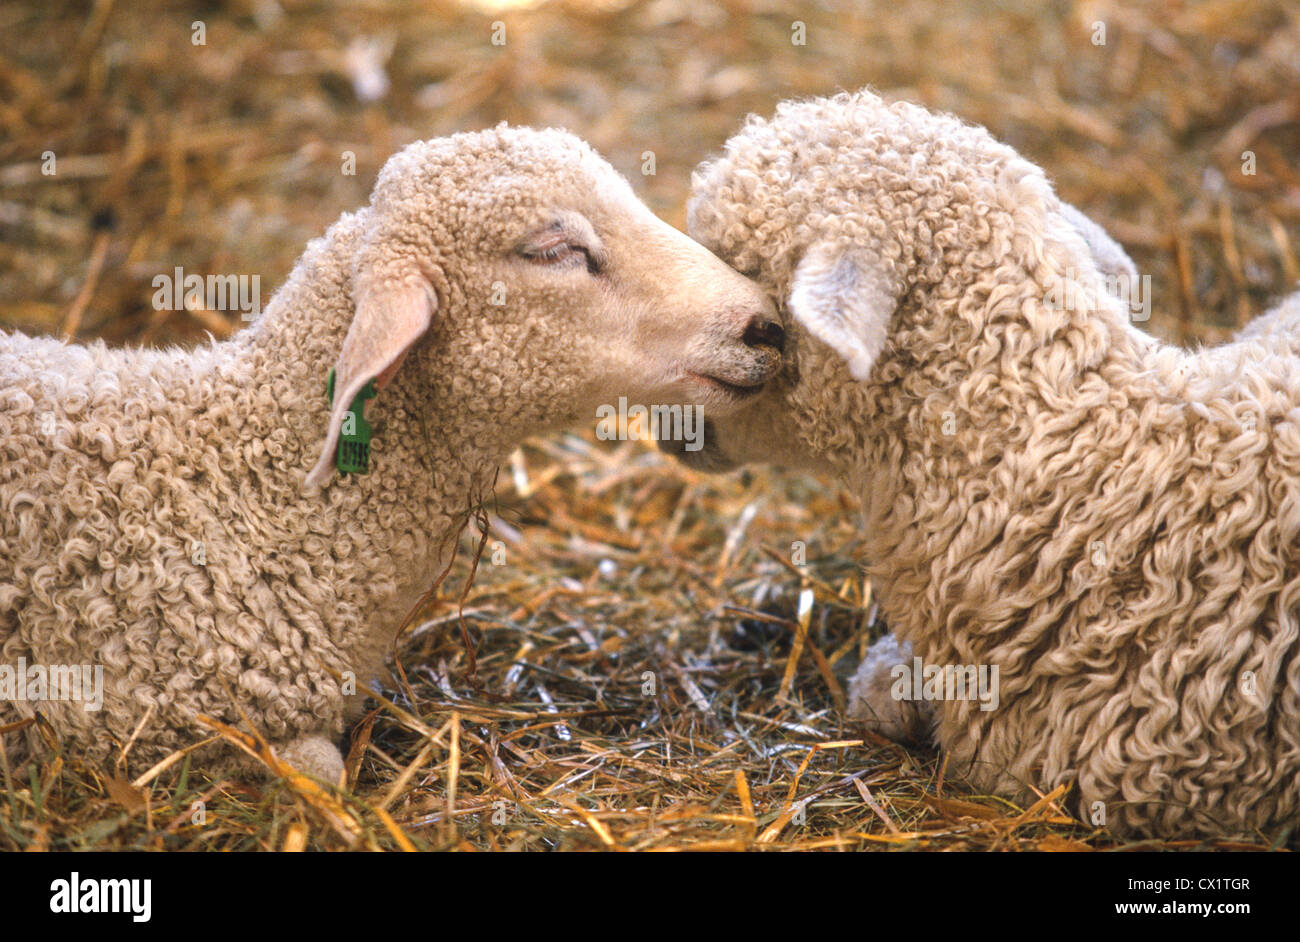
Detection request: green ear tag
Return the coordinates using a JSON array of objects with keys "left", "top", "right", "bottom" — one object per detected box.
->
[{"left": 326, "top": 367, "right": 377, "bottom": 476}]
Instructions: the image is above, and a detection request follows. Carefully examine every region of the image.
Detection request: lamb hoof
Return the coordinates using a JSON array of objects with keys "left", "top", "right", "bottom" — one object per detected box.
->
[
  {"left": 279, "top": 734, "right": 346, "bottom": 785},
  {"left": 846, "top": 634, "right": 935, "bottom": 743}
]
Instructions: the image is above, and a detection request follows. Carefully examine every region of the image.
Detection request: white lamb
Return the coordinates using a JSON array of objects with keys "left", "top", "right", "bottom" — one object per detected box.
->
[
  {"left": 677, "top": 90, "right": 1300, "bottom": 840},
  {"left": 0, "top": 125, "right": 783, "bottom": 783}
]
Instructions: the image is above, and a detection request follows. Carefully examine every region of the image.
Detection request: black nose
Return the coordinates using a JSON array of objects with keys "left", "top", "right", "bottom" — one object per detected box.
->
[{"left": 742, "top": 317, "right": 785, "bottom": 353}]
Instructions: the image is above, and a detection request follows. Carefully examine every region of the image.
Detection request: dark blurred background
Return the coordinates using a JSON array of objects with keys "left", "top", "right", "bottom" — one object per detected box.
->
[{"left": 2, "top": 0, "right": 1298, "bottom": 349}]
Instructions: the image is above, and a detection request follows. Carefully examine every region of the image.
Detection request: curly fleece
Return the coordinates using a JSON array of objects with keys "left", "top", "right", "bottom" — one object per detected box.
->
[
  {"left": 688, "top": 90, "right": 1300, "bottom": 839},
  {"left": 0, "top": 125, "right": 774, "bottom": 781}
]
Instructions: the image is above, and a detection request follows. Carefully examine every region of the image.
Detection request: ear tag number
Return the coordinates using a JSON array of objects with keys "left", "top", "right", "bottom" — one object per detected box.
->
[{"left": 326, "top": 367, "right": 376, "bottom": 475}]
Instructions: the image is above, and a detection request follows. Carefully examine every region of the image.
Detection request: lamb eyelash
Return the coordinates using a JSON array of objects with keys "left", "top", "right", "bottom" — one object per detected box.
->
[{"left": 526, "top": 241, "right": 600, "bottom": 273}]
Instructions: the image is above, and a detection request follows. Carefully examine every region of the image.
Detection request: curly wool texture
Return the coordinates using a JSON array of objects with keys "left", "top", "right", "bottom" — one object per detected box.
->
[
  {"left": 0, "top": 125, "right": 774, "bottom": 781},
  {"left": 688, "top": 90, "right": 1300, "bottom": 839}
]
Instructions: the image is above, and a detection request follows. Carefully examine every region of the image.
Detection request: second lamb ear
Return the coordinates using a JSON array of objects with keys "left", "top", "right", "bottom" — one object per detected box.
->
[
  {"left": 1058, "top": 201, "right": 1137, "bottom": 287},
  {"left": 787, "top": 241, "right": 903, "bottom": 383},
  {"left": 303, "top": 266, "right": 436, "bottom": 488}
]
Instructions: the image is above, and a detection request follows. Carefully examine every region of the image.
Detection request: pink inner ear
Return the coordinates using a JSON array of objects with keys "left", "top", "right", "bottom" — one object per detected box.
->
[
  {"left": 375, "top": 350, "right": 409, "bottom": 390},
  {"left": 302, "top": 278, "right": 434, "bottom": 489}
]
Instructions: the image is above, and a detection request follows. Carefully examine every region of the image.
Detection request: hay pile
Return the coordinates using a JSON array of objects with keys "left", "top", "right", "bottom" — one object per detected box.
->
[{"left": 1, "top": 0, "right": 1296, "bottom": 850}]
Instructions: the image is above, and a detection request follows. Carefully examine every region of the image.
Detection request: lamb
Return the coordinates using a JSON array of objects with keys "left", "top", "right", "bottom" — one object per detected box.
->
[
  {"left": 676, "top": 89, "right": 1300, "bottom": 840},
  {"left": 0, "top": 125, "right": 783, "bottom": 783}
]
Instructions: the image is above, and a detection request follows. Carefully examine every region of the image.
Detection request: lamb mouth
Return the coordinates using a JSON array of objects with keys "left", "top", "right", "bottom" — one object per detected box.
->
[{"left": 688, "top": 372, "right": 766, "bottom": 398}]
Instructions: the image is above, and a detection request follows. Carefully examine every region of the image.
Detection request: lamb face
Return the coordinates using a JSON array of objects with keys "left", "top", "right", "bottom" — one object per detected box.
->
[
  {"left": 308, "top": 126, "right": 783, "bottom": 486},
  {"left": 673, "top": 94, "right": 1137, "bottom": 480}
]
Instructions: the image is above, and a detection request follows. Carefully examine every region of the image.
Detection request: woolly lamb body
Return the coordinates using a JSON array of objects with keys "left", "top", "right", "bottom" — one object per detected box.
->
[
  {"left": 1, "top": 126, "right": 780, "bottom": 780},
  {"left": 681, "top": 90, "right": 1300, "bottom": 839}
]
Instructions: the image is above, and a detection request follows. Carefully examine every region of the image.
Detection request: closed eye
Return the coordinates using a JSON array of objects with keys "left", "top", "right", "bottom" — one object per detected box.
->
[
  {"left": 517, "top": 214, "right": 605, "bottom": 275},
  {"left": 524, "top": 241, "right": 600, "bottom": 274}
]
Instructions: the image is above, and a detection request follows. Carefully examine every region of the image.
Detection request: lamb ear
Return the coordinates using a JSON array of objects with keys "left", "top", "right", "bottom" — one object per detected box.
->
[
  {"left": 1058, "top": 202, "right": 1137, "bottom": 287},
  {"left": 303, "top": 270, "right": 435, "bottom": 488},
  {"left": 787, "top": 241, "right": 901, "bottom": 382}
]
